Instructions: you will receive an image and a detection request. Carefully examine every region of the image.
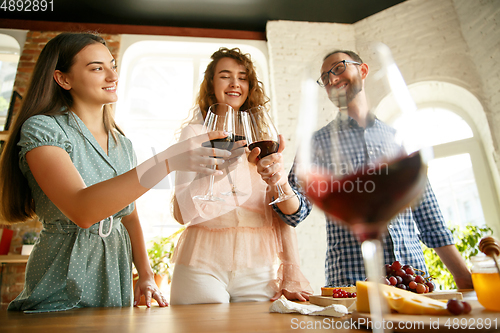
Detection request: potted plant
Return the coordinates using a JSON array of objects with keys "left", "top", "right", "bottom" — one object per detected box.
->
[
  {"left": 146, "top": 226, "right": 185, "bottom": 283},
  {"left": 133, "top": 227, "right": 184, "bottom": 304},
  {"left": 21, "top": 231, "right": 39, "bottom": 255}
]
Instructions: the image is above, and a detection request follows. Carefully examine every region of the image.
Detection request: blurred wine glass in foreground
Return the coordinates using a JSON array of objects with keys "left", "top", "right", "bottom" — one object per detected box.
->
[{"left": 296, "top": 43, "right": 429, "bottom": 332}]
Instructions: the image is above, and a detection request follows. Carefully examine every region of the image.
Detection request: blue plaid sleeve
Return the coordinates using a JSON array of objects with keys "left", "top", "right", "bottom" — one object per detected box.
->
[
  {"left": 272, "top": 162, "right": 313, "bottom": 227},
  {"left": 413, "top": 180, "right": 454, "bottom": 248}
]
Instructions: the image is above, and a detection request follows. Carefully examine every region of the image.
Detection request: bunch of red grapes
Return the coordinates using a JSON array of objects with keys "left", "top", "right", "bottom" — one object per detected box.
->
[
  {"left": 382, "top": 261, "right": 472, "bottom": 315},
  {"left": 330, "top": 288, "right": 357, "bottom": 298},
  {"left": 383, "top": 261, "right": 434, "bottom": 294}
]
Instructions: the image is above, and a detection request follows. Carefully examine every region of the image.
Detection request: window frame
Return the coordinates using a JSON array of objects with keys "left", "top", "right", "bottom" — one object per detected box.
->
[{"left": 376, "top": 81, "right": 500, "bottom": 234}]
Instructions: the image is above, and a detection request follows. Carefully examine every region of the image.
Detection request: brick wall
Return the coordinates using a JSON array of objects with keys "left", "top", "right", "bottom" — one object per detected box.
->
[
  {"left": 13, "top": 31, "right": 121, "bottom": 107},
  {"left": 266, "top": 0, "right": 500, "bottom": 293},
  {"left": 1, "top": 220, "right": 42, "bottom": 305},
  {"left": 453, "top": 0, "right": 500, "bottom": 164},
  {"left": 1, "top": 30, "right": 121, "bottom": 305}
]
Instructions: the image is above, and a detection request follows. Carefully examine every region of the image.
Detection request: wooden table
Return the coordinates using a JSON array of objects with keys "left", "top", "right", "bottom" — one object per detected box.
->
[
  {"left": 1, "top": 292, "right": 499, "bottom": 333},
  {"left": 0, "top": 255, "right": 29, "bottom": 303},
  {"left": 1, "top": 301, "right": 369, "bottom": 333}
]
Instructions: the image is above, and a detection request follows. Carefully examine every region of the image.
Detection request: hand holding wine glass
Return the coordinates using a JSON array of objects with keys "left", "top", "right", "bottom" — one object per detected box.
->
[
  {"left": 193, "top": 103, "right": 235, "bottom": 203},
  {"left": 242, "top": 105, "right": 296, "bottom": 205}
]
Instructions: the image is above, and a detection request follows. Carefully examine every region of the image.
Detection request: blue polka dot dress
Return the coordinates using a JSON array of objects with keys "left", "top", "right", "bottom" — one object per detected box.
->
[{"left": 8, "top": 112, "right": 136, "bottom": 313}]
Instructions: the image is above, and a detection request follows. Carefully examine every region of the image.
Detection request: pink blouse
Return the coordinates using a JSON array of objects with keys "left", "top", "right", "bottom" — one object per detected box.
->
[{"left": 172, "top": 121, "right": 312, "bottom": 294}]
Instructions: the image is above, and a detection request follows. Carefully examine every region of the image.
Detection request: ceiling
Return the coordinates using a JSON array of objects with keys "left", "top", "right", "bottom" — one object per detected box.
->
[{"left": 1, "top": 0, "right": 407, "bottom": 32}]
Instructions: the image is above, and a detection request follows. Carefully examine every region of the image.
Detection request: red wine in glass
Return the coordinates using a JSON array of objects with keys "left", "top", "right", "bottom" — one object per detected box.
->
[
  {"left": 233, "top": 135, "right": 247, "bottom": 147},
  {"left": 242, "top": 106, "right": 296, "bottom": 205},
  {"left": 304, "top": 151, "right": 427, "bottom": 241},
  {"left": 248, "top": 140, "right": 279, "bottom": 159},
  {"left": 202, "top": 135, "right": 235, "bottom": 154}
]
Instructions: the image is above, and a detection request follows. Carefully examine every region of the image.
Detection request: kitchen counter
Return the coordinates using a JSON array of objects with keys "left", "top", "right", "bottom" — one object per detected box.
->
[
  {"left": 1, "top": 300, "right": 369, "bottom": 333},
  {"left": 1, "top": 290, "right": 499, "bottom": 333}
]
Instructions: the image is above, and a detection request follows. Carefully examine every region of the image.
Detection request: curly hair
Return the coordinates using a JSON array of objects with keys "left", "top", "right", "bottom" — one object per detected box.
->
[
  {"left": 196, "top": 47, "right": 269, "bottom": 119},
  {"left": 171, "top": 48, "right": 270, "bottom": 223}
]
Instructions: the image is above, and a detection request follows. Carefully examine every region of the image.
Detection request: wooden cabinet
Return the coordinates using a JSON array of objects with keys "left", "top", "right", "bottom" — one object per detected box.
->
[
  {"left": 0, "top": 255, "right": 29, "bottom": 264},
  {"left": 0, "top": 131, "right": 10, "bottom": 142}
]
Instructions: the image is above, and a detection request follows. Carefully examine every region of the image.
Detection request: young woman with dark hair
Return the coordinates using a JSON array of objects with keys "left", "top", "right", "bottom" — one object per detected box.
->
[{"left": 0, "top": 32, "right": 229, "bottom": 312}]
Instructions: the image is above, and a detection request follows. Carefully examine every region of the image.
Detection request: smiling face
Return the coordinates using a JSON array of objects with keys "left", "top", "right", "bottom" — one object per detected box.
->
[
  {"left": 212, "top": 57, "right": 249, "bottom": 111},
  {"left": 55, "top": 42, "right": 118, "bottom": 109},
  {"left": 321, "top": 52, "right": 365, "bottom": 106}
]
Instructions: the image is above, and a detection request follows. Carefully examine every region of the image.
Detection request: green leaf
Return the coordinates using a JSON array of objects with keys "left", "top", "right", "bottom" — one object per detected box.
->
[
  {"left": 422, "top": 223, "right": 492, "bottom": 290},
  {"left": 144, "top": 226, "right": 185, "bottom": 279}
]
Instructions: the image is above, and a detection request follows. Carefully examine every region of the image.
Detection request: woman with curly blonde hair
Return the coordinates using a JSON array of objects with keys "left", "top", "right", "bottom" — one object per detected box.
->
[{"left": 170, "top": 47, "right": 312, "bottom": 305}]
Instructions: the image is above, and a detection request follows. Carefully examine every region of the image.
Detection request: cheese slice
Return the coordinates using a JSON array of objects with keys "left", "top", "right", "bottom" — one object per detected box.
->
[{"left": 356, "top": 281, "right": 449, "bottom": 315}]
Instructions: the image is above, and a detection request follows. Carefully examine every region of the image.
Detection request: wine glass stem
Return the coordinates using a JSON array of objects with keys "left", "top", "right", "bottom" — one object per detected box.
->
[
  {"left": 227, "top": 167, "right": 238, "bottom": 192},
  {"left": 207, "top": 166, "right": 216, "bottom": 198},
  {"left": 361, "top": 238, "right": 391, "bottom": 333},
  {"left": 276, "top": 184, "right": 286, "bottom": 199}
]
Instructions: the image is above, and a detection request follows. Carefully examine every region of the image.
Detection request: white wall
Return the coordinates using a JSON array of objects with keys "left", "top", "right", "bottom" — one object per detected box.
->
[{"left": 266, "top": 0, "right": 500, "bottom": 293}]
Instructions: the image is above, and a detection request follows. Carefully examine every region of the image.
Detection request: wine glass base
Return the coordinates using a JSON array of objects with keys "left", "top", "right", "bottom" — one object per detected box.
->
[
  {"left": 268, "top": 193, "right": 296, "bottom": 205},
  {"left": 193, "top": 195, "right": 225, "bottom": 203},
  {"left": 221, "top": 188, "right": 248, "bottom": 196}
]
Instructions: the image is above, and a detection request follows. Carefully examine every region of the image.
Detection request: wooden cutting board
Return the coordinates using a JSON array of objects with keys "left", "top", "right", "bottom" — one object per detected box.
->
[
  {"left": 425, "top": 290, "right": 463, "bottom": 300},
  {"left": 310, "top": 291, "right": 463, "bottom": 308},
  {"left": 352, "top": 300, "right": 500, "bottom": 332},
  {"left": 309, "top": 295, "right": 356, "bottom": 308}
]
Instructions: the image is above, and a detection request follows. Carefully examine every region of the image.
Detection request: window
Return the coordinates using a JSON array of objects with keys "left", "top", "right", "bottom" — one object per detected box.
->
[
  {"left": 393, "top": 107, "right": 485, "bottom": 227},
  {"left": 427, "top": 153, "right": 485, "bottom": 227},
  {"left": 0, "top": 33, "right": 20, "bottom": 131},
  {"left": 115, "top": 36, "right": 269, "bottom": 240},
  {"left": 380, "top": 81, "right": 500, "bottom": 233}
]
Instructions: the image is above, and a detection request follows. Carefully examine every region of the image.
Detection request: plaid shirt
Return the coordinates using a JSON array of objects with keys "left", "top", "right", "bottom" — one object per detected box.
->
[{"left": 274, "top": 114, "right": 454, "bottom": 287}]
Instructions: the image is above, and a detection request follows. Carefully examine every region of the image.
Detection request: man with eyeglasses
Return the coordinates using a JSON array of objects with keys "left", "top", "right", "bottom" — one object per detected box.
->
[{"left": 251, "top": 49, "right": 473, "bottom": 289}]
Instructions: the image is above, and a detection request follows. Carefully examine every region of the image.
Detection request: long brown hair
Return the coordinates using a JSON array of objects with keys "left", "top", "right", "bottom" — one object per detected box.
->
[
  {"left": 196, "top": 47, "right": 269, "bottom": 120},
  {"left": 0, "top": 32, "right": 123, "bottom": 223}
]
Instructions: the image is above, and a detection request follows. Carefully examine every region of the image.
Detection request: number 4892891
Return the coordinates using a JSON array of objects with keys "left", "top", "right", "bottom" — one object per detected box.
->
[{"left": 1, "top": 0, "right": 54, "bottom": 11}]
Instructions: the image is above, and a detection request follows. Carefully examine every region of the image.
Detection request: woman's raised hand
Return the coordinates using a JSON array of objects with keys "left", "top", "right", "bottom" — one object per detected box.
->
[
  {"left": 218, "top": 138, "right": 247, "bottom": 173},
  {"left": 136, "top": 131, "right": 231, "bottom": 190},
  {"left": 166, "top": 131, "right": 232, "bottom": 174}
]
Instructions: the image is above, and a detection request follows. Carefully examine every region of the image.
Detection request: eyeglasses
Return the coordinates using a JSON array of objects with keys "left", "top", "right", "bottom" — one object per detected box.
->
[{"left": 316, "top": 60, "right": 362, "bottom": 87}]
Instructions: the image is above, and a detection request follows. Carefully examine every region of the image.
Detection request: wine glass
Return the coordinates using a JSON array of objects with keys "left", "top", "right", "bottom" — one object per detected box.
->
[
  {"left": 242, "top": 105, "right": 296, "bottom": 205},
  {"left": 222, "top": 110, "right": 248, "bottom": 196},
  {"left": 193, "top": 103, "right": 235, "bottom": 203},
  {"left": 296, "top": 44, "right": 428, "bottom": 332}
]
